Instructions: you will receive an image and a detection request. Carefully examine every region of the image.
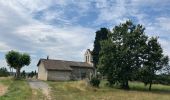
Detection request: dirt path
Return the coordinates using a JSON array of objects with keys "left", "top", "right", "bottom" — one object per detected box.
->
[
  {"left": 27, "top": 79, "right": 51, "bottom": 100},
  {"left": 0, "top": 84, "right": 8, "bottom": 96}
]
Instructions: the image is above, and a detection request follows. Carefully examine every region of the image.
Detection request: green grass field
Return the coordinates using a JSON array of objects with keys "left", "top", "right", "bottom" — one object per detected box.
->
[
  {"left": 0, "top": 77, "right": 45, "bottom": 100},
  {"left": 0, "top": 77, "right": 170, "bottom": 100},
  {"left": 47, "top": 80, "right": 170, "bottom": 100}
]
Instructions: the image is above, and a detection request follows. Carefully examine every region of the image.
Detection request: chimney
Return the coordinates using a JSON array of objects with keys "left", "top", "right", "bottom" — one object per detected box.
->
[{"left": 47, "top": 56, "right": 49, "bottom": 60}]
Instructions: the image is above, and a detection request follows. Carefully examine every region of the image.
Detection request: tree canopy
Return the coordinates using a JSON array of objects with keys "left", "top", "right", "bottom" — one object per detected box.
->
[
  {"left": 97, "top": 21, "right": 169, "bottom": 90},
  {"left": 5, "top": 50, "right": 31, "bottom": 79},
  {"left": 139, "top": 37, "right": 169, "bottom": 90}
]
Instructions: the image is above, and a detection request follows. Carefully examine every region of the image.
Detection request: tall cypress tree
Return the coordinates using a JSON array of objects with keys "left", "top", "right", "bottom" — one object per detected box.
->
[{"left": 93, "top": 28, "right": 109, "bottom": 69}]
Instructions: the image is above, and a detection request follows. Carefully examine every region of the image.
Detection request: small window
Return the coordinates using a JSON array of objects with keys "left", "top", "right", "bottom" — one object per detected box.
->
[{"left": 87, "top": 56, "right": 89, "bottom": 62}]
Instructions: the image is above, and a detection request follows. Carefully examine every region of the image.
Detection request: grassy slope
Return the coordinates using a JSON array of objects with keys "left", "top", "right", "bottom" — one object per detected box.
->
[
  {"left": 48, "top": 80, "right": 170, "bottom": 100},
  {"left": 1, "top": 78, "right": 170, "bottom": 100},
  {"left": 0, "top": 77, "right": 45, "bottom": 100},
  {"left": 0, "top": 78, "right": 32, "bottom": 100}
]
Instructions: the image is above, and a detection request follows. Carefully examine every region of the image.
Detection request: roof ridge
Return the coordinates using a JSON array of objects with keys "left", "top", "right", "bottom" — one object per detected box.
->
[
  {"left": 40, "top": 58, "right": 86, "bottom": 63},
  {"left": 37, "top": 58, "right": 93, "bottom": 70}
]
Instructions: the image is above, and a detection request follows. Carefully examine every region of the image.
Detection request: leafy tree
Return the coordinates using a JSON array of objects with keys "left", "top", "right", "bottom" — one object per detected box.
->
[
  {"left": 28, "top": 71, "right": 36, "bottom": 78},
  {"left": 5, "top": 50, "right": 31, "bottom": 79},
  {"left": 140, "top": 37, "right": 169, "bottom": 91},
  {"left": 93, "top": 28, "right": 110, "bottom": 68},
  {"left": 98, "top": 21, "right": 148, "bottom": 89},
  {"left": 98, "top": 40, "right": 118, "bottom": 86},
  {"left": 0, "top": 67, "right": 9, "bottom": 77},
  {"left": 21, "top": 70, "right": 26, "bottom": 78}
]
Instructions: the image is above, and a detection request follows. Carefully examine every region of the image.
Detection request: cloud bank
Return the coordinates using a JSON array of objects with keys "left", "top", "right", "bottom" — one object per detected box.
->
[{"left": 0, "top": 0, "right": 170, "bottom": 71}]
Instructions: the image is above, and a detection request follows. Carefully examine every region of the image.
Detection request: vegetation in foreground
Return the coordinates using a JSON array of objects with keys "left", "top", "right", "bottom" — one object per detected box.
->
[
  {"left": 0, "top": 77, "right": 170, "bottom": 100},
  {"left": 0, "top": 77, "right": 45, "bottom": 100},
  {"left": 48, "top": 80, "right": 170, "bottom": 100}
]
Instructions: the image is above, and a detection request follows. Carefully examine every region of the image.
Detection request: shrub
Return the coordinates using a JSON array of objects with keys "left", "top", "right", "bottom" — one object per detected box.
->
[{"left": 90, "top": 77, "right": 100, "bottom": 87}]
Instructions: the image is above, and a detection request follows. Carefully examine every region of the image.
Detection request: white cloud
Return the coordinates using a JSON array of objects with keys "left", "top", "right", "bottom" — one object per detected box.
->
[
  {"left": 0, "top": 0, "right": 96, "bottom": 72},
  {"left": 159, "top": 39, "right": 170, "bottom": 58},
  {"left": 156, "top": 17, "right": 170, "bottom": 32},
  {"left": 0, "top": 42, "right": 11, "bottom": 52},
  {"left": 144, "top": 17, "right": 170, "bottom": 59},
  {"left": 130, "top": 0, "right": 170, "bottom": 7},
  {"left": 0, "top": 0, "right": 170, "bottom": 71},
  {"left": 15, "top": 23, "right": 95, "bottom": 59},
  {"left": 95, "top": 0, "right": 126, "bottom": 25},
  {"left": 0, "top": 59, "right": 7, "bottom": 67}
]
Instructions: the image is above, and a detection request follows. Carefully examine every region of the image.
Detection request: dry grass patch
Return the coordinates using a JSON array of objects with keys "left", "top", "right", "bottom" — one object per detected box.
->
[
  {"left": 0, "top": 78, "right": 47, "bottom": 100},
  {"left": 0, "top": 77, "right": 12, "bottom": 96},
  {"left": 31, "top": 89, "right": 46, "bottom": 100},
  {"left": 47, "top": 80, "right": 170, "bottom": 100}
]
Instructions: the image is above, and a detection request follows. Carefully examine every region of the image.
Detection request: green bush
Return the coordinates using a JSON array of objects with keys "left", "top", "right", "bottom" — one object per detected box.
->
[{"left": 90, "top": 77, "right": 100, "bottom": 87}]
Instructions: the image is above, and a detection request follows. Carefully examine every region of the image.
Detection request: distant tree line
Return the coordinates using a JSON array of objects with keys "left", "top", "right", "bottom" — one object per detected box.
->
[
  {"left": 0, "top": 67, "right": 37, "bottom": 79},
  {"left": 27, "top": 70, "right": 37, "bottom": 78},
  {"left": 92, "top": 21, "right": 170, "bottom": 91},
  {"left": 0, "top": 67, "right": 9, "bottom": 77},
  {"left": 20, "top": 70, "right": 37, "bottom": 79},
  {"left": 155, "top": 74, "right": 170, "bottom": 85}
]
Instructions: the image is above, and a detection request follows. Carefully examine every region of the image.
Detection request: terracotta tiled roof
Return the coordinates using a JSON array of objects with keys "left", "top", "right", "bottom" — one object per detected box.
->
[{"left": 37, "top": 59, "right": 93, "bottom": 71}]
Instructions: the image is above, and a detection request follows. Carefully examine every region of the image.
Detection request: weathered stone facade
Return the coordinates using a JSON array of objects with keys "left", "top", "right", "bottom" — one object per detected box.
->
[
  {"left": 38, "top": 62, "right": 47, "bottom": 80},
  {"left": 47, "top": 70, "right": 71, "bottom": 81},
  {"left": 70, "top": 67, "right": 94, "bottom": 80}
]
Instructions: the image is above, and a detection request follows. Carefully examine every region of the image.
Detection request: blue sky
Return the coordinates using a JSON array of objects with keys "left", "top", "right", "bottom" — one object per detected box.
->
[{"left": 0, "top": 0, "right": 170, "bottom": 72}]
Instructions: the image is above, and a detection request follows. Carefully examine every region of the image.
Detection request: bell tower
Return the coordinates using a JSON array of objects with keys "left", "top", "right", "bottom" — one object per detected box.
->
[{"left": 84, "top": 49, "right": 93, "bottom": 66}]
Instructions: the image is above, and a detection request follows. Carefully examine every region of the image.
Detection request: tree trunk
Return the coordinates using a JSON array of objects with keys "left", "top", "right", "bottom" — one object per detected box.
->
[
  {"left": 149, "top": 81, "right": 152, "bottom": 91},
  {"left": 16, "top": 67, "right": 20, "bottom": 79},
  {"left": 124, "top": 80, "right": 129, "bottom": 90},
  {"left": 122, "top": 80, "right": 129, "bottom": 90},
  {"left": 10, "top": 67, "right": 12, "bottom": 76}
]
